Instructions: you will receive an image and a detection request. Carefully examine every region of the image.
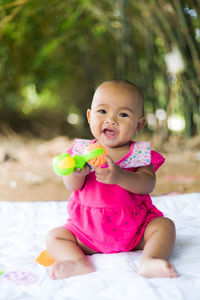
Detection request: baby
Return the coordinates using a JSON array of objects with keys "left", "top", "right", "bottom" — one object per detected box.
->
[{"left": 46, "top": 79, "right": 178, "bottom": 279}]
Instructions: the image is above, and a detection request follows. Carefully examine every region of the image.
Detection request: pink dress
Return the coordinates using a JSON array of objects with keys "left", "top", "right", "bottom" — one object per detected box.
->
[{"left": 63, "top": 139, "right": 165, "bottom": 254}]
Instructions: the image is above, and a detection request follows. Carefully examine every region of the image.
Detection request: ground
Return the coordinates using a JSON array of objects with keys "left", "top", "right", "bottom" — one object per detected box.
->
[{"left": 0, "top": 135, "right": 200, "bottom": 202}]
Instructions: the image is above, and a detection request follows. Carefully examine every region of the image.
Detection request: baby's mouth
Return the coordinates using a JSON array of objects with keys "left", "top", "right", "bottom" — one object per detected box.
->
[{"left": 103, "top": 128, "right": 117, "bottom": 138}]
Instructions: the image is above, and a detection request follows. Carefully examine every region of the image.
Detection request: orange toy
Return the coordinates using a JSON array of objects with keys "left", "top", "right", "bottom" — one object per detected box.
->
[
  {"left": 86, "top": 143, "right": 107, "bottom": 168},
  {"left": 36, "top": 250, "right": 55, "bottom": 267}
]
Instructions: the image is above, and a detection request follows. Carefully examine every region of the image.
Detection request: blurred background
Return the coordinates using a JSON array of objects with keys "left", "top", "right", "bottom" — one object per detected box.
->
[{"left": 0, "top": 0, "right": 200, "bottom": 201}]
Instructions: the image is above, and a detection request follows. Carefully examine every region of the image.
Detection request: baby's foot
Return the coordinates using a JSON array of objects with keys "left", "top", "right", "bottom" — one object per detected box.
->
[
  {"left": 49, "top": 258, "right": 95, "bottom": 280},
  {"left": 138, "top": 258, "right": 178, "bottom": 278}
]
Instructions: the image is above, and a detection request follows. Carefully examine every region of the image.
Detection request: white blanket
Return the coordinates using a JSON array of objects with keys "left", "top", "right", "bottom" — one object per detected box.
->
[{"left": 1, "top": 193, "right": 200, "bottom": 300}]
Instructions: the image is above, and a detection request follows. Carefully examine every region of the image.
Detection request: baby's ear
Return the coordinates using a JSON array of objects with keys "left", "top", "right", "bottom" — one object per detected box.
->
[
  {"left": 136, "top": 117, "right": 146, "bottom": 133},
  {"left": 87, "top": 109, "right": 91, "bottom": 124}
]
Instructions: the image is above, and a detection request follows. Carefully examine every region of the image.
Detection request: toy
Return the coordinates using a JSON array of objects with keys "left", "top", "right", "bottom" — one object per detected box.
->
[
  {"left": 3, "top": 270, "right": 38, "bottom": 285},
  {"left": 53, "top": 142, "right": 107, "bottom": 176},
  {"left": 36, "top": 249, "right": 55, "bottom": 267}
]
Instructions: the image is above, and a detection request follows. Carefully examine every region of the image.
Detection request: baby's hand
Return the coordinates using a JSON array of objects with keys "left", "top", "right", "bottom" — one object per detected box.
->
[
  {"left": 73, "top": 164, "right": 91, "bottom": 176},
  {"left": 95, "top": 156, "right": 123, "bottom": 184}
]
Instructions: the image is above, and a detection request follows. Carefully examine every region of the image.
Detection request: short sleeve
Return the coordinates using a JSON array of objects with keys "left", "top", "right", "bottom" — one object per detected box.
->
[
  {"left": 119, "top": 141, "right": 151, "bottom": 168},
  {"left": 151, "top": 150, "right": 165, "bottom": 172},
  {"left": 66, "top": 139, "right": 94, "bottom": 156}
]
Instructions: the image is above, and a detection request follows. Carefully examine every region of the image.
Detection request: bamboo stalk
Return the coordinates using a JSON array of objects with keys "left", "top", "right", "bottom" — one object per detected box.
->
[
  {"left": 0, "top": 0, "right": 27, "bottom": 10},
  {"left": 0, "top": 6, "right": 21, "bottom": 39},
  {"left": 172, "top": 0, "right": 200, "bottom": 81}
]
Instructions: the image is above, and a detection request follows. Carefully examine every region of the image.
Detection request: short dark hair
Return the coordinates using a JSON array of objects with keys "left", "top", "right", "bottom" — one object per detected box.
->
[{"left": 103, "top": 78, "right": 144, "bottom": 115}]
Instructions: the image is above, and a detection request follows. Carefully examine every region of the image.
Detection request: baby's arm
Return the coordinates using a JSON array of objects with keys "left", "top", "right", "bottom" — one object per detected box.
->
[
  {"left": 63, "top": 165, "right": 91, "bottom": 191},
  {"left": 117, "top": 164, "right": 155, "bottom": 194},
  {"left": 95, "top": 156, "right": 155, "bottom": 194}
]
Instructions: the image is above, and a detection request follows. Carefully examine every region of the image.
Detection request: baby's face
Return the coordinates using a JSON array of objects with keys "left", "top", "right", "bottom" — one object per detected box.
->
[{"left": 87, "top": 82, "right": 146, "bottom": 148}]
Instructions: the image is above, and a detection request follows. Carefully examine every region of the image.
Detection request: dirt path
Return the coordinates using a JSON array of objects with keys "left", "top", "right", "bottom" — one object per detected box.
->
[{"left": 0, "top": 135, "right": 200, "bottom": 202}]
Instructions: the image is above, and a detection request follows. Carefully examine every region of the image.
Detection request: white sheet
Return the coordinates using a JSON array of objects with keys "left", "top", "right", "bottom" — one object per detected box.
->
[{"left": 1, "top": 193, "right": 200, "bottom": 300}]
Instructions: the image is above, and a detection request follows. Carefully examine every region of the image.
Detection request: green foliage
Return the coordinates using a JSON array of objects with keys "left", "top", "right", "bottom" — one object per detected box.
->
[{"left": 0, "top": 0, "right": 199, "bottom": 138}]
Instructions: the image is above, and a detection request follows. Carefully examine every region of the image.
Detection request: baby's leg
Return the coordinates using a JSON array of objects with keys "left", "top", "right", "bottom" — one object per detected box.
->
[
  {"left": 45, "top": 227, "right": 96, "bottom": 280},
  {"left": 136, "top": 217, "right": 178, "bottom": 278}
]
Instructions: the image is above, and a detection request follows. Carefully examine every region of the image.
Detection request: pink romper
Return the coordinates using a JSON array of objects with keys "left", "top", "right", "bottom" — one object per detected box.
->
[{"left": 63, "top": 139, "right": 165, "bottom": 254}]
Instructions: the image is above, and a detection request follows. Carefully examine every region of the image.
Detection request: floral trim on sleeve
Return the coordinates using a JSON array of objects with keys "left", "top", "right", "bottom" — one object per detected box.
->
[
  {"left": 119, "top": 142, "right": 151, "bottom": 168},
  {"left": 71, "top": 139, "right": 93, "bottom": 156}
]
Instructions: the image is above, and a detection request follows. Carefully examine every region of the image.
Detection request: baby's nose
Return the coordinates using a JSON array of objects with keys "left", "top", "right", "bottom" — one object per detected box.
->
[{"left": 105, "top": 117, "right": 117, "bottom": 125}]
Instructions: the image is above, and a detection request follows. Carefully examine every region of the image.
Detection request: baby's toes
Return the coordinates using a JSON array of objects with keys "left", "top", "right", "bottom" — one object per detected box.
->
[
  {"left": 49, "top": 264, "right": 58, "bottom": 280},
  {"left": 170, "top": 265, "right": 178, "bottom": 278}
]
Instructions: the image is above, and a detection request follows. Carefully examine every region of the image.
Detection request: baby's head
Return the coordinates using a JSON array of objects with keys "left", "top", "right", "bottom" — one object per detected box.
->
[
  {"left": 92, "top": 79, "right": 144, "bottom": 116},
  {"left": 87, "top": 79, "right": 146, "bottom": 148}
]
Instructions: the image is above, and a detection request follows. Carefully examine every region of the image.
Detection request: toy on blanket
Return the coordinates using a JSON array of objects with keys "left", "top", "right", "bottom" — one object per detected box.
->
[
  {"left": 53, "top": 142, "right": 107, "bottom": 176},
  {"left": 3, "top": 270, "right": 38, "bottom": 285},
  {"left": 36, "top": 249, "right": 55, "bottom": 267}
]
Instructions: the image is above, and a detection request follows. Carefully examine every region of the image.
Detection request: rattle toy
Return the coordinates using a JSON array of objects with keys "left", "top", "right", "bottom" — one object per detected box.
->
[{"left": 53, "top": 142, "right": 107, "bottom": 176}]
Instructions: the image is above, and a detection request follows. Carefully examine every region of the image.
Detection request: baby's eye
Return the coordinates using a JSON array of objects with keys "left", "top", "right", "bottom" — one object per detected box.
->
[
  {"left": 98, "top": 109, "right": 106, "bottom": 114},
  {"left": 119, "top": 112, "right": 128, "bottom": 118}
]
